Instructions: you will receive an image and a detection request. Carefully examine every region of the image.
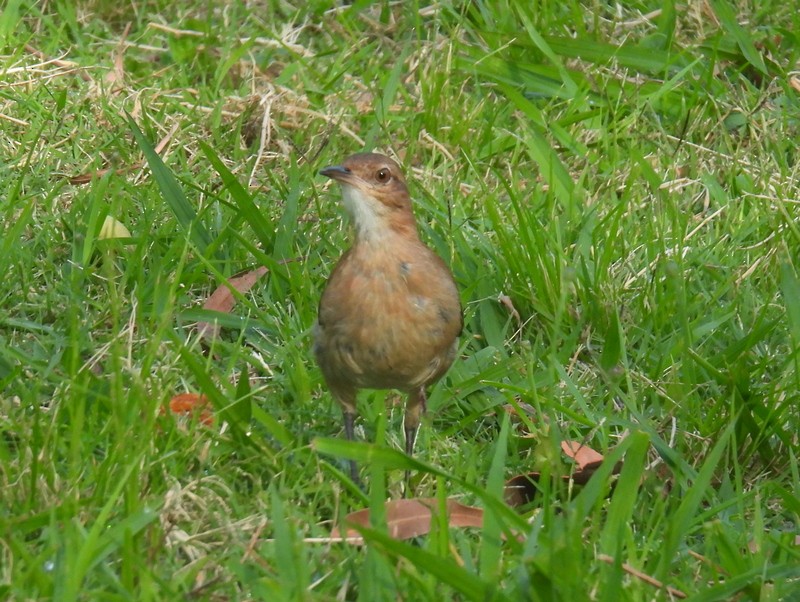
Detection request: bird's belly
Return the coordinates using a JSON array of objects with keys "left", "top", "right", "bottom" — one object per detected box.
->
[{"left": 315, "top": 287, "right": 457, "bottom": 391}]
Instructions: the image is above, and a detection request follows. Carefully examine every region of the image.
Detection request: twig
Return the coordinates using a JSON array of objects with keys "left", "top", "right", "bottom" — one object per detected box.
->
[{"left": 597, "top": 554, "right": 687, "bottom": 598}]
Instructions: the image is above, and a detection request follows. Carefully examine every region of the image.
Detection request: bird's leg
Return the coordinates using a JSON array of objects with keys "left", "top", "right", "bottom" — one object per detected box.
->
[
  {"left": 403, "top": 387, "right": 427, "bottom": 494},
  {"left": 404, "top": 387, "right": 427, "bottom": 456},
  {"left": 335, "top": 388, "right": 362, "bottom": 486},
  {"left": 342, "top": 409, "right": 361, "bottom": 485}
]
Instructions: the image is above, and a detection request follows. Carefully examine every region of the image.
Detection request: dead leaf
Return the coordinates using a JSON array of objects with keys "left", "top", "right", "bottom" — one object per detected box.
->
[
  {"left": 331, "top": 498, "right": 483, "bottom": 544},
  {"left": 504, "top": 472, "right": 542, "bottom": 508},
  {"left": 561, "top": 440, "right": 623, "bottom": 484},
  {"left": 354, "top": 90, "right": 374, "bottom": 114},
  {"left": 561, "top": 440, "right": 605, "bottom": 470},
  {"left": 165, "top": 393, "right": 214, "bottom": 426},
  {"left": 504, "top": 441, "right": 623, "bottom": 508},
  {"left": 196, "top": 267, "right": 269, "bottom": 341}
]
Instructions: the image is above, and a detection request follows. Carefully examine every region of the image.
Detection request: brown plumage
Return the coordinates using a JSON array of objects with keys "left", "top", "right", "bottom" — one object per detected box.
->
[{"left": 314, "top": 153, "right": 462, "bottom": 483}]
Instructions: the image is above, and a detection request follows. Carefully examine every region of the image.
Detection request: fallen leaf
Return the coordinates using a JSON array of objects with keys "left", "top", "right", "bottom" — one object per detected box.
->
[
  {"left": 504, "top": 472, "right": 542, "bottom": 508},
  {"left": 562, "top": 440, "right": 623, "bottom": 484},
  {"left": 98, "top": 215, "right": 132, "bottom": 240},
  {"left": 197, "top": 266, "right": 269, "bottom": 341},
  {"left": 561, "top": 440, "right": 605, "bottom": 470},
  {"left": 165, "top": 393, "right": 214, "bottom": 426},
  {"left": 504, "top": 440, "right": 623, "bottom": 508},
  {"left": 331, "top": 498, "right": 483, "bottom": 544}
]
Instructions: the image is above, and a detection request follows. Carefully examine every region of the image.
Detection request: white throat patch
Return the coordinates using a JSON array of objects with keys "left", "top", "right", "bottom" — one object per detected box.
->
[{"left": 339, "top": 184, "right": 385, "bottom": 242}]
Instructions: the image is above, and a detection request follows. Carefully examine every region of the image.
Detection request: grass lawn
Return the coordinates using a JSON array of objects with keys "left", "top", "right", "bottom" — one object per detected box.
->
[{"left": 2, "top": 0, "right": 799, "bottom": 599}]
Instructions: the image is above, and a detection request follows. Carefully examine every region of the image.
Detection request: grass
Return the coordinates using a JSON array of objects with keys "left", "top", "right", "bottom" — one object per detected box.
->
[{"left": 2, "top": 0, "right": 799, "bottom": 599}]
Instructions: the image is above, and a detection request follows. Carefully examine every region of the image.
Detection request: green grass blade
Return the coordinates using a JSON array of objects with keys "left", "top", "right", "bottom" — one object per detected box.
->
[
  {"left": 657, "top": 422, "right": 735, "bottom": 580},
  {"left": 689, "top": 563, "right": 800, "bottom": 602},
  {"left": 62, "top": 454, "right": 146, "bottom": 600},
  {"left": 353, "top": 524, "right": 507, "bottom": 602},
  {"left": 780, "top": 263, "right": 800, "bottom": 350},
  {"left": 199, "top": 140, "right": 275, "bottom": 250},
  {"left": 543, "top": 35, "right": 688, "bottom": 75},
  {"left": 270, "top": 487, "right": 308, "bottom": 597},
  {"left": 495, "top": 84, "right": 579, "bottom": 214},
  {"left": 479, "top": 413, "right": 509, "bottom": 580},
  {"left": 600, "top": 432, "right": 650, "bottom": 553},
  {"left": 126, "top": 114, "right": 213, "bottom": 254},
  {"left": 515, "top": 6, "right": 577, "bottom": 95},
  {"left": 599, "top": 309, "right": 622, "bottom": 373},
  {"left": 708, "top": 0, "right": 769, "bottom": 75}
]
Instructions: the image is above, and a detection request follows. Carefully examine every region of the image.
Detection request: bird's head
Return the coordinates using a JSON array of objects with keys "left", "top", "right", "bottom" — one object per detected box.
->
[{"left": 320, "top": 153, "right": 417, "bottom": 241}]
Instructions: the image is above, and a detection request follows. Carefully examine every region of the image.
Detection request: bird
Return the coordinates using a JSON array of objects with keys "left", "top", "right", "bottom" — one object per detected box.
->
[{"left": 314, "top": 152, "right": 462, "bottom": 484}]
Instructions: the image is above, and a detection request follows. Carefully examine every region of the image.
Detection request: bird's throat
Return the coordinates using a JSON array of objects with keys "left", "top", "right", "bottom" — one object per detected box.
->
[{"left": 340, "top": 184, "right": 418, "bottom": 243}]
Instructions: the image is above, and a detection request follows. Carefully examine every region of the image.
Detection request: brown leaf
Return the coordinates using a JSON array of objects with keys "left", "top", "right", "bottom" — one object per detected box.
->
[
  {"left": 331, "top": 498, "right": 483, "bottom": 544},
  {"left": 562, "top": 440, "right": 623, "bottom": 485},
  {"left": 504, "top": 441, "right": 623, "bottom": 508},
  {"left": 165, "top": 393, "right": 214, "bottom": 426},
  {"left": 504, "top": 472, "right": 542, "bottom": 508},
  {"left": 561, "top": 440, "right": 605, "bottom": 470},
  {"left": 197, "top": 267, "right": 269, "bottom": 341}
]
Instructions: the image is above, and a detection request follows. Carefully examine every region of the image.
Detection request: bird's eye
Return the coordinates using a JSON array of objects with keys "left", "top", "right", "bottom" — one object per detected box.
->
[{"left": 376, "top": 168, "right": 390, "bottom": 182}]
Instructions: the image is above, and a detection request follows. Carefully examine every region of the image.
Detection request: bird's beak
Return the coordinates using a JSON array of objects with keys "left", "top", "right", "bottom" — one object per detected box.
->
[{"left": 319, "top": 165, "right": 351, "bottom": 180}]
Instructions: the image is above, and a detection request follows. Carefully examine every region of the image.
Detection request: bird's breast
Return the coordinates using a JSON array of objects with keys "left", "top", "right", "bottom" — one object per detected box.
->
[{"left": 315, "top": 240, "right": 460, "bottom": 391}]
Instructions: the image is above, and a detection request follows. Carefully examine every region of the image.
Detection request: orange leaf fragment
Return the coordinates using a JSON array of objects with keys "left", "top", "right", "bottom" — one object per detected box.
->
[
  {"left": 332, "top": 498, "right": 483, "bottom": 544},
  {"left": 561, "top": 440, "right": 605, "bottom": 470},
  {"left": 197, "top": 267, "right": 269, "bottom": 341},
  {"left": 167, "top": 393, "right": 214, "bottom": 426}
]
